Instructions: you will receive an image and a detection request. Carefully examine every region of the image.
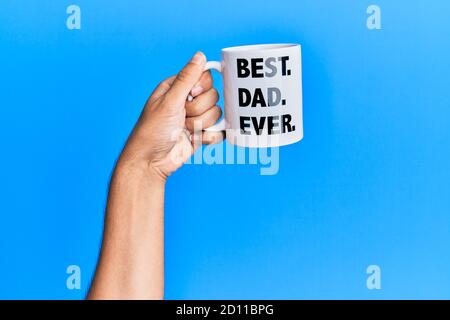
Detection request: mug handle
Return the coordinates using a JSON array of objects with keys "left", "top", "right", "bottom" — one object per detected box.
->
[{"left": 187, "top": 61, "right": 226, "bottom": 132}]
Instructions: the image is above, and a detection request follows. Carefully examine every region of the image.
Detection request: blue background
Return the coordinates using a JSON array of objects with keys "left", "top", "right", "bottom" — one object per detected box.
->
[{"left": 1, "top": 0, "right": 449, "bottom": 299}]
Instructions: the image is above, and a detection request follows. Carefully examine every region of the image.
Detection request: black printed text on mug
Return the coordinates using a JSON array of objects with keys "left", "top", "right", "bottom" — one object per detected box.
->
[{"left": 235, "top": 56, "right": 295, "bottom": 136}]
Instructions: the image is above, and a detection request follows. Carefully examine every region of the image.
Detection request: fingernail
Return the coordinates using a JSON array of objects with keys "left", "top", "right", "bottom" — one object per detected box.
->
[
  {"left": 191, "top": 51, "right": 205, "bottom": 65},
  {"left": 190, "top": 85, "right": 204, "bottom": 97}
]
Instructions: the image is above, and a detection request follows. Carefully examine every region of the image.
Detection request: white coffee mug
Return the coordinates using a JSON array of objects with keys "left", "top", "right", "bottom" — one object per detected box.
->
[{"left": 200, "top": 43, "right": 303, "bottom": 148}]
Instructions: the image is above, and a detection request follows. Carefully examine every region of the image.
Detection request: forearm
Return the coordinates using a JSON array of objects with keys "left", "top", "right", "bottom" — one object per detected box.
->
[{"left": 88, "top": 161, "right": 166, "bottom": 300}]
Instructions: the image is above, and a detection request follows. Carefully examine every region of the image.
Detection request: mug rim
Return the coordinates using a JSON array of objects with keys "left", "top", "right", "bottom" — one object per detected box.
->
[{"left": 222, "top": 43, "right": 300, "bottom": 53}]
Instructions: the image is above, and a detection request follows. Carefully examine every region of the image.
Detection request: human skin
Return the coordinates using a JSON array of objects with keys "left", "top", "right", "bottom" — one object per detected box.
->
[{"left": 87, "top": 52, "right": 222, "bottom": 299}]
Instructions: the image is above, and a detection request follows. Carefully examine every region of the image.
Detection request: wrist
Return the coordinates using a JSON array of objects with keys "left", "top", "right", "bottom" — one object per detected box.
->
[
  {"left": 114, "top": 158, "right": 167, "bottom": 189},
  {"left": 106, "top": 158, "right": 166, "bottom": 223}
]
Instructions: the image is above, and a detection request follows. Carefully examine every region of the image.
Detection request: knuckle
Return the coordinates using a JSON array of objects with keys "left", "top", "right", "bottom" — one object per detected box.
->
[
  {"left": 211, "top": 88, "right": 219, "bottom": 101},
  {"left": 203, "top": 71, "right": 213, "bottom": 87},
  {"left": 159, "top": 79, "right": 171, "bottom": 90},
  {"left": 176, "top": 68, "right": 191, "bottom": 83},
  {"left": 161, "top": 75, "right": 173, "bottom": 85},
  {"left": 214, "top": 105, "right": 222, "bottom": 117}
]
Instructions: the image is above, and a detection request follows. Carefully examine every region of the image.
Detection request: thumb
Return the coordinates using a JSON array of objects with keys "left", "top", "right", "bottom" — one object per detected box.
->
[{"left": 167, "top": 52, "right": 206, "bottom": 104}]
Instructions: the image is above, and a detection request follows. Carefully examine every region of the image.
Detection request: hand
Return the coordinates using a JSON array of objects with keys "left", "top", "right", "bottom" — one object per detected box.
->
[{"left": 119, "top": 51, "right": 223, "bottom": 181}]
